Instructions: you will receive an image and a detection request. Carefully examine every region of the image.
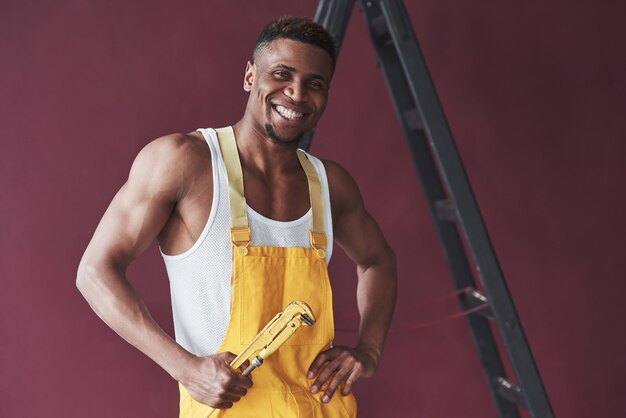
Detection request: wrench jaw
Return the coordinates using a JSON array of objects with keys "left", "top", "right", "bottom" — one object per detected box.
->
[
  {"left": 289, "top": 300, "right": 315, "bottom": 327},
  {"left": 300, "top": 312, "right": 315, "bottom": 327}
]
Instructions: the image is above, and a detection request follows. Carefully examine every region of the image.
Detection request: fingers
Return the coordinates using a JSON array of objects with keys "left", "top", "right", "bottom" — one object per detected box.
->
[
  {"left": 185, "top": 352, "right": 253, "bottom": 408},
  {"left": 216, "top": 352, "right": 253, "bottom": 387},
  {"left": 342, "top": 369, "right": 360, "bottom": 395},
  {"left": 238, "top": 359, "right": 251, "bottom": 374},
  {"left": 204, "top": 369, "right": 251, "bottom": 408},
  {"left": 213, "top": 401, "right": 234, "bottom": 410},
  {"left": 223, "top": 380, "right": 248, "bottom": 398},
  {"left": 310, "top": 360, "right": 337, "bottom": 395},
  {"left": 308, "top": 347, "right": 366, "bottom": 403},
  {"left": 218, "top": 358, "right": 253, "bottom": 395},
  {"left": 218, "top": 352, "right": 252, "bottom": 388},
  {"left": 216, "top": 351, "right": 238, "bottom": 364},
  {"left": 231, "top": 372, "right": 253, "bottom": 390},
  {"left": 307, "top": 348, "right": 336, "bottom": 380},
  {"left": 212, "top": 391, "right": 242, "bottom": 404},
  {"left": 321, "top": 367, "right": 352, "bottom": 403}
]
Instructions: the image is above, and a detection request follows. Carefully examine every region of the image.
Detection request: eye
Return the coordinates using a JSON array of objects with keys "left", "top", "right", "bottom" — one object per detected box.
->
[
  {"left": 273, "top": 70, "right": 290, "bottom": 79},
  {"left": 307, "top": 80, "right": 325, "bottom": 91}
]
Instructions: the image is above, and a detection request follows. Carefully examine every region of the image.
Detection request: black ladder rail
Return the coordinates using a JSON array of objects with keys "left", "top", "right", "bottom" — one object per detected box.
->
[
  {"left": 304, "top": 1, "right": 555, "bottom": 417},
  {"left": 360, "top": 1, "right": 554, "bottom": 416},
  {"left": 299, "top": 0, "right": 357, "bottom": 151}
]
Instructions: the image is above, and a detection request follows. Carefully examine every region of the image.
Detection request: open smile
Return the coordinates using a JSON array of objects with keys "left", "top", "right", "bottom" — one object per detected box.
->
[{"left": 272, "top": 104, "right": 307, "bottom": 121}]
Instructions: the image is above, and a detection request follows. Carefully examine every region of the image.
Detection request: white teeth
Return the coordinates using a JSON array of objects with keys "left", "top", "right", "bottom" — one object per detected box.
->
[{"left": 275, "top": 105, "right": 304, "bottom": 120}]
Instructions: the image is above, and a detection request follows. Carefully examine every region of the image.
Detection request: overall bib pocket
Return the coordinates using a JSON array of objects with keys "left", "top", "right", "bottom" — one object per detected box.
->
[{"left": 237, "top": 251, "right": 330, "bottom": 346}]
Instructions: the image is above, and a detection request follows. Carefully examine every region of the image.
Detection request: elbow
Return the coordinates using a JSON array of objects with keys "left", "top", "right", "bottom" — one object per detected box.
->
[
  {"left": 358, "top": 244, "right": 397, "bottom": 281},
  {"left": 380, "top": 244, "right": 397, "bottom": 278},
  {"left": 76, "top": 254, "right": 127, "bottom": 301},
  {"left": 76, "top": 256, "right": 107, "bottom": 298},
  {"left": 382, "top": 246, "right": 398, "bottom": 292},
  {"left": 386, "top": 245, "right": 397, "bottom": 268},
  {"left": 76, "top": 257, "right": 94, "bottom": 296}
]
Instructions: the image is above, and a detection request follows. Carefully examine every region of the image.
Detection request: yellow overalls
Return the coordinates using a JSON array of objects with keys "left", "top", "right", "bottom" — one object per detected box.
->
[{"left": 178, "top": 127, "right": 357, "bottom": 417}]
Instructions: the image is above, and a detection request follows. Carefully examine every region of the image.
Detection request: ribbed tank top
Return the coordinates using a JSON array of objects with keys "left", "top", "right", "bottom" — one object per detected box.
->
[{"left": 161, "top": 128, "right": 334, "bottom": 356}]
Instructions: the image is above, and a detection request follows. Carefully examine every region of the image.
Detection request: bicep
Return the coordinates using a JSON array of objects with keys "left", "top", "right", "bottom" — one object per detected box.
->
[
  {"left": 82, "top": 139, "right": 184, "bottom": 269},
  {"left": 335, "top": 203, "right": 391, "bottom": 269},
  {"left": 85, "top": 181, "right": 174, "bottom": 268},
  {"left": 327, "top": 162, "right": 392, "bottom": 269}
]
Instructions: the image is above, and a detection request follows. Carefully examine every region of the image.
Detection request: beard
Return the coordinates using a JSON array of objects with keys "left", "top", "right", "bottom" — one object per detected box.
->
[{"left": 264, "top": 122, "right": 304, "bottom": 146}]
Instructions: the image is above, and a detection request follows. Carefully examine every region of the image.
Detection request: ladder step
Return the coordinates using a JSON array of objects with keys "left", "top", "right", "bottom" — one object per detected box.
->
[
  {"left": 369, "top": 13, "right": 389, "bottom": 37},
  {"left": 403, "top": 108, "right": 423, "bottom": 131},
  {"left": 463, "top": 288, "right": 493, "bottom": 319},
  {"left": 495, "top": 377, "right": 527, "bottom": 410},
  {"left": 435, "top": 199, "right": 458, "bottom": 222}
]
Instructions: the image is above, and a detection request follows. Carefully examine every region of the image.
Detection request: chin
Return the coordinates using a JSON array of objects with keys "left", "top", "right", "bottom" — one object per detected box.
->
[{"left": 264, "top": 123, "right": 304, "bottom": 146}]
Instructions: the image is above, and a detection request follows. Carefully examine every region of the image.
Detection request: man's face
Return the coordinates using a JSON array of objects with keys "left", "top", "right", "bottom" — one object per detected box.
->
[{"left": 244, "top": 38, "right": 333, "bottom": 145}]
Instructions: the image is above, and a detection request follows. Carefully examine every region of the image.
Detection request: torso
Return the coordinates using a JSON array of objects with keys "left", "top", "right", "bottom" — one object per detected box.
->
[
  {"left": 241, "top": 161, "right": 310, "bottom": 221},
  {"left": 158, "top": 131, "right": 325, "bottom": 256}
]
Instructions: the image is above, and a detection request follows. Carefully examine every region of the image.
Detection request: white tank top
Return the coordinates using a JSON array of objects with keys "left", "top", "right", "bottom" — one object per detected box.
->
[{"left": 161, "top": 128, "right": 334, "bottom": 356}]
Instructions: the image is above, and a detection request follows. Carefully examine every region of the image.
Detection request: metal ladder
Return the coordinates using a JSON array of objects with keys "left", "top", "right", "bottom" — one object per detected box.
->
[{"left": 301, "top": 1, "right": 555, "bottom": 417}]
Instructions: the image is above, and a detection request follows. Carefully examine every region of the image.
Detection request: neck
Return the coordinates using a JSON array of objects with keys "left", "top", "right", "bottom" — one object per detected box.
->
[{"left": 232, "top": 117, "right": 302, "bottom": 176}]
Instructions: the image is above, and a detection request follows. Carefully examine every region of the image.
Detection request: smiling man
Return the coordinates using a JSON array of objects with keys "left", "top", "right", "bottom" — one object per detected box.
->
[{"left": 77, "top": 17, "right": 396, "bottom": 417}]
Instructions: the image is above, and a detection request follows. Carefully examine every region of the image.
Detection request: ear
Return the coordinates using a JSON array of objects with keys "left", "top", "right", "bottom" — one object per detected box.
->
[{"left": 243, "top": 61, "right": 255, "bottom": 92}]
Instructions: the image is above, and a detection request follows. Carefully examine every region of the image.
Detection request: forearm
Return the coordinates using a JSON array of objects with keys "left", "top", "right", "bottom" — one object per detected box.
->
[
  {"left": 307, "top": 248, "right": 397, "bottom": 398},
  {"left": 355, "top": 249, "right": 397, "bottom": 364},
  {"left": 76, "top": 258, "right": 191, "bottom": 381}
]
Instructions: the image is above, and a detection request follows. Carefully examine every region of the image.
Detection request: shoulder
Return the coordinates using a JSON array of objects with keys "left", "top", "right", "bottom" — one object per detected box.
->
[
  {"left": 321, "top": 159, "right": 356, "bottom": 188},
  {"left": 128, "top": 131, "right": 211, "bottom": 199},
  {"left": 135, "top": 131, "right": 208, "bottom": 168},
  {"left": 320, "top": 159, "right": 364, "bottom": 219}
]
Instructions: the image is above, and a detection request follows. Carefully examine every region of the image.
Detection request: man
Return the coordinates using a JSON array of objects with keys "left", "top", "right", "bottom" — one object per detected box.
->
[{"left": 77, "top": 17, "right": 396, "bottom": 417}]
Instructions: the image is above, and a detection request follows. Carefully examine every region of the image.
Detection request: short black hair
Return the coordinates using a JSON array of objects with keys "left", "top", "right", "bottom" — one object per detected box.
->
[{"left": 253, "top": 16, "right": 337, "bottom": 71}]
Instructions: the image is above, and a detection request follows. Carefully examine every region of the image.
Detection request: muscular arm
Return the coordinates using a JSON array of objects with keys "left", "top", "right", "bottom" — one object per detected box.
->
[
  {"left": 76, "top": 134, "right": 250, "bottom": 408},
  {"left": 308, "top": 160, "right": 397, "bottom": 401}
]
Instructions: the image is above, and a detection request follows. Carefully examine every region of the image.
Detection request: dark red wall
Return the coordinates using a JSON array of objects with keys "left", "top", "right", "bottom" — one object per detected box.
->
[{"left": 2, "top": 1, "right": 625, "bottom": 417}]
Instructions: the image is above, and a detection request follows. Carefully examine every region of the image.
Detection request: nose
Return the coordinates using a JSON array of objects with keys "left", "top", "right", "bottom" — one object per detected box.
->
[{"left": 284, "top": 82, "right": 307, "bottom": 103}]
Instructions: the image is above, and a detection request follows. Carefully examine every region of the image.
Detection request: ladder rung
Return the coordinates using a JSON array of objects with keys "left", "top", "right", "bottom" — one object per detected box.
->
[
  {"left": 369, "top": 13, "right": 388, "bottom": 37},
  {"left": 435, "top": 199, "right": 458, "bottom": 222},
  {"left": 403, "top": 108, "right": 423, "bottom": 131},
  {"left": 495, "top": 377, "right": 527, "bottom": 409},
  {"left": 463, "top": 289, "right": 493, "bottom": 319}
]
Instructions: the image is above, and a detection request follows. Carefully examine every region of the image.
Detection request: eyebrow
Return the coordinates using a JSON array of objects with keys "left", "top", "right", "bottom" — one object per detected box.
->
[
  {"left": 272, "top": 63, "right": 328, "bottom": 84},
  {"left": 274, "top": 63, "right": 296, "bottom": 72}
]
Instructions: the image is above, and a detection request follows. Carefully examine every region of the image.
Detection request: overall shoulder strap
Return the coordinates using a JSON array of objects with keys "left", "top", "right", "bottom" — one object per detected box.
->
[
  {"left": 297, "top": 150, "right": 327, "bottom": 256},
  {"left": 215, "top": 126, "right": 251, "bottom": 247},
  {"left": 216, "top": 126, "right": 326, "bottom": 255}
]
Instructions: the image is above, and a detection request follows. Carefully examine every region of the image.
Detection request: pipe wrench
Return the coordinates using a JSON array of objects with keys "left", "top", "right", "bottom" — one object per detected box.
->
[{"left": 204, "top": 300, "right": 316, "bottom": 417}]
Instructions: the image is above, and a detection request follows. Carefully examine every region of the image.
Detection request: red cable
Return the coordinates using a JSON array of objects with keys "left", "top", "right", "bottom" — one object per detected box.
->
[
  {"left": 334, "top": 286, "right": 474, "bottom": 319},
  {"left": 390, "top": 303, "right": 488, "bottom": 333},
  {"left": 394, "top": 286, "right": 474, "bottom": 315},
  {"left": 335, "top": 303, "right": 488, "bottom": 333}
]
